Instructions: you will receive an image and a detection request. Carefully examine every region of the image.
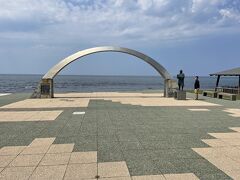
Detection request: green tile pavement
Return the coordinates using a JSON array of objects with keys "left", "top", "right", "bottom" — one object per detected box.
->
[
  {"left": 0, "top": 93, "right": 30, "bottom": 107},
  {"left": 0, "top": 94, "right": 240, "bottom": 179}
]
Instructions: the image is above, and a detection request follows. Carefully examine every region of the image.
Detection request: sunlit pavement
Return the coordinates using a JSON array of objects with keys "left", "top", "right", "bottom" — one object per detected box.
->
[{"left": 0, "top": 92, "right": 240, "bottom": 179}]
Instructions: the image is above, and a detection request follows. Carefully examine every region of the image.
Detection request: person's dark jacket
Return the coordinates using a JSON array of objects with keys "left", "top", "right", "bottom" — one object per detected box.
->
[{"left": 194, "top": 79, "right": 200, "bottom": 89}]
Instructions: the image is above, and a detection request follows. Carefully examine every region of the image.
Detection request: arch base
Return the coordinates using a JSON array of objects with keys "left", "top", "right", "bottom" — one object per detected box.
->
[
  {"left": 31, "top": 79, "right": 54, "bottom": 98},
  {"left": 32, "top": 79, "right": 176, "bottom": 99}
]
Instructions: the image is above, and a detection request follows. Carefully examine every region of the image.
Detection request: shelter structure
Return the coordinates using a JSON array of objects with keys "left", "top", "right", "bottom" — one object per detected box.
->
[
  {"left": 32, "top": 46, "right": 175, "bottom": 98},
  {"left": 210, "top": 67, "right": 240, "bottom": 95}
]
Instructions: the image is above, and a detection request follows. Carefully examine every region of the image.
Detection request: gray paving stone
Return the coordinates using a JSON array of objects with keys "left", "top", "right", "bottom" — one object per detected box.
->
[
  {"left": 0, "top": 93, "right": 30, "bottom": 107},
  {"left": 1, "top": 94, "right": 240, "bottom": 179},
  {"left": 126, "top": 159, "right": 161, "bottom": 176}
]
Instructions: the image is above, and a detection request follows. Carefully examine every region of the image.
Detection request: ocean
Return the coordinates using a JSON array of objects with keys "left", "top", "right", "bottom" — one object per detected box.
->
[{"left": 0, "top": 74, "right": 239, "bottom": 93}]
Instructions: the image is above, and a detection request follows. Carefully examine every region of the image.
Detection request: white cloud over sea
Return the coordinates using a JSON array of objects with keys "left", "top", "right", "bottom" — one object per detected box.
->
[
  {"left": 0, "top": 0, "right": 240, "bottom": 46},
  {"left": 0, "top": 0, "right": 240, "bottom": 76}
]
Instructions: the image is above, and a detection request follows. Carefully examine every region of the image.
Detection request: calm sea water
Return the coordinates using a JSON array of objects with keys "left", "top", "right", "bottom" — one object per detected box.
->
[{"left": 0, "top": 74, "right": 239, "bottom": 93}]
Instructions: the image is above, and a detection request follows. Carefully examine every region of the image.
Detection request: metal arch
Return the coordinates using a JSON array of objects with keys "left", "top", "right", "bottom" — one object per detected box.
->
[
  {"left": 34, "top": 46, "right": 174, "bottom": 98},
  {"left": 43, "top": 46, "right": 172, "bottom": 80}
]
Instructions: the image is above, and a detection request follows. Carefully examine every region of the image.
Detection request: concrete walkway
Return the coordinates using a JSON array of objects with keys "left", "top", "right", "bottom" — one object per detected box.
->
[{"left": 0, "top": 92, "right": 240, "bottom": 179}]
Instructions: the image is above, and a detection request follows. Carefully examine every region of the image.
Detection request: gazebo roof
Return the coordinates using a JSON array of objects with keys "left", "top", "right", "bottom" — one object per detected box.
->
[{"left": 210, "top": 67, "right": 240, "bottom": 76}]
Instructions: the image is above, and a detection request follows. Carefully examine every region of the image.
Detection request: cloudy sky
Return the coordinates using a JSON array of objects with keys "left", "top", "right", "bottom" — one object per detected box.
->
[{"left": 0, "top": 0, "right": 240, "bottom": 76}]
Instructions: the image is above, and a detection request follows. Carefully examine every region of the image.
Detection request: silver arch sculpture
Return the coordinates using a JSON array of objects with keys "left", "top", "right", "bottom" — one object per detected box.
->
[{"left": 33, "top": 46, "right": 174, "bottom": 98}]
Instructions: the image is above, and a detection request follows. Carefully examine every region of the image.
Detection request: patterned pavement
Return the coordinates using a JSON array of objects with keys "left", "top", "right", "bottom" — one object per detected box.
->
[
  {"left": 0, "top": 92, "right": 240, "bottom": 179},
  {"left": 0, "top": 137, "right": 198, "bottom": 180}
]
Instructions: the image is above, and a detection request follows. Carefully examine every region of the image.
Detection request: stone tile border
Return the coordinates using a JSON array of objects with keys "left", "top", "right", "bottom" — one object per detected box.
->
[
  {"left": 164, "top": 173, "right": 199, "bottom": 180},
  {"left": 0, "top": 166, "right": 35, "bottom": 179},
  {"left": 193, "top": 127, "right": 240, "bottom": 179},
  {"left": 230, "top": 127, "right": 240, "bottom": 132},
  {"left": 0, "top": 111, "right": 63, "bottom": 122},
  {"left": 47, "top": 144, "right": 74, "bottom": 154},
  {"left": 55, "top": 92, "right": 164, "bottom": 98},
  {"left": 9, "top": 154, "right": 44, "bottom": 167},
  {"left": 0, "top": 137, "right": 200, "bottom": 179},
  {"left": 132, "top": 175, "right": 165, "bottom": 180},
  {"left": 31, "top": 165, "right": 67, "bottom": 180},
  {"left": 98, "top": 161, "right": 130, "bottom": 178},
  {"left": 102, "top": 97, "right": 220, "bottom": 107},
  {"left": 0, "top": 92, "right": 220, "bottom": 109},
  {"left": 39, "top": 153, "right": 71, "bottom": 166},
  {"left": 64, "top": 163, "right": 97, "bottom": 179},
  {"left": 224, "top": 109, "right": 240, "bottom": 117},
  {"left": 69, "top": 151, "right": 97, "bottom": 164},
  {"left": 0, "top": 146, "right": 26, "bottom": 156},
  {"left": 0, "top": 99, "right": 90, "bottom": 109}
]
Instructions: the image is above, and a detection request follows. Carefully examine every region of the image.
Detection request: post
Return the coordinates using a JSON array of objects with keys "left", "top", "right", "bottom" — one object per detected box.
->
[
  {"left": 164, "top": 79, "right": 167, "bottom": 97},
  {"left": 50, "top": 79, "right": 54, "bottom": 98},
  {"left": 215, "top": 75, "right": 220, "bottom": 92},
  {"left": 238, "top": 75, "right": 240, "bottom": 95}
]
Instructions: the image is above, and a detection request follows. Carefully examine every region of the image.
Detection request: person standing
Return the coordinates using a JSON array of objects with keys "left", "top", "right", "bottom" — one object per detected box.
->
[
  {"left": 194, "top": 76, "right": 200, "bottom": 100},
  {"left": 177, "top": 70, "right": 185, "bottom": 91}
]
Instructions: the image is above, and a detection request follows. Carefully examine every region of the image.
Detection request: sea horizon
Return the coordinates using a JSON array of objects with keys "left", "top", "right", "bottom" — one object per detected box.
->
[{"left": 1, "top": 74, "right": 239, "bottom": 94}]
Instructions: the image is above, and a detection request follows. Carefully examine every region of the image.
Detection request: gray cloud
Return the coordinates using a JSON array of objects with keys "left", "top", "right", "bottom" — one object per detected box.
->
[{"left": 0, "top": 0, "right": 239, "bottom": 46}]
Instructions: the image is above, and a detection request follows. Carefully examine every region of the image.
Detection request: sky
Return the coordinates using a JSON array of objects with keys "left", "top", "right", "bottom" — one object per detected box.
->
[{"left": 0, "top": 0, "right": 240, "bottom": 76}]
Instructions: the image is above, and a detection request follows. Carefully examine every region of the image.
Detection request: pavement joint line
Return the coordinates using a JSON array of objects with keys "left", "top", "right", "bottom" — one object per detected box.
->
[
  {"left": 1, "top": 154, "right": 19, "bottom": 168},
  {"left": 61, "top": 146, "right": 72, "bottom": 180},
  {"left": 27, "top": 138, "right": 56, "bottom": 179}
]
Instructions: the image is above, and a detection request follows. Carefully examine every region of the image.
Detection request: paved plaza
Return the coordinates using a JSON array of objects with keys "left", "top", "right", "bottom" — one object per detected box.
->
[{"left": 0, "top": 92, "right": 240, "bottom": 179}]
